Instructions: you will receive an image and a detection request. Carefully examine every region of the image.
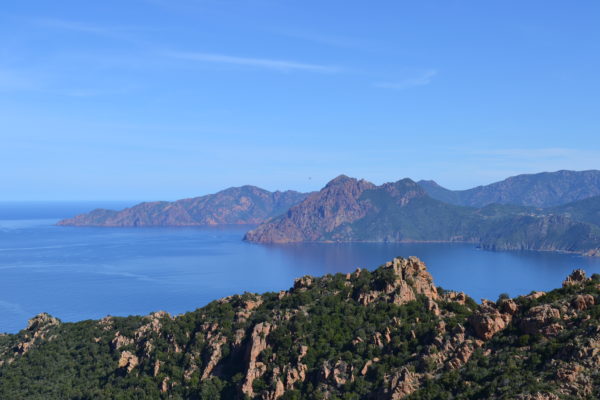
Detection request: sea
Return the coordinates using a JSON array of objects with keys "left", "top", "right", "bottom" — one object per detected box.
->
[{"left": 2, "top": 201, "right": 600, "bottom": 333}]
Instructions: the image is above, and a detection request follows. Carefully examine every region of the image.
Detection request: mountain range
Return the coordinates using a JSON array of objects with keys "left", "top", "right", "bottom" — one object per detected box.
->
[
  {"left": 58, "top": 170, "right": 600, "bottom": 256},
  {"left": 245, "top": 175, "right": 600, "bottom": 256},
  {"left": 2, "top": 256, "right": 600, "bottom": 399},
  {"left": 58, "top": 186, "right": 309, "bottom": 227},
  {"left": 418, "top": 169, "right": 600, "bottom": 208}
]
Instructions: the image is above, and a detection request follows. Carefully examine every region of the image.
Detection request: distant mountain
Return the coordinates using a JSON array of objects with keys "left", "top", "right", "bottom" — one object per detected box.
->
[
  {"left": 58, "top": 186, "right": 309, "bottom": 227},
  {"left": 418, "top": 170, "right": 600, "bottom": 208},
  {"left": 551, "top": 195, "right": 600, "bottom": 227},
  {"left": 245, "top": 175, "right": 600, "bottom": 256}
]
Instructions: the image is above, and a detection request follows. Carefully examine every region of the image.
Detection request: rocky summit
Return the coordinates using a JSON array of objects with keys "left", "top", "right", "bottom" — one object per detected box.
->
[
  {"left": 2, "top": 257, "right": 600, "bottom": 399},
  {"left": 245, "top": 175, "right": 600, "bottom": 257}
]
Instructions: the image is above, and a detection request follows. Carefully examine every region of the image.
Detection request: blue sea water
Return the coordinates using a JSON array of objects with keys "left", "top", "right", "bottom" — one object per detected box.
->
[{"left": 1, "top": 201, "right": 600, "bottom": 333}]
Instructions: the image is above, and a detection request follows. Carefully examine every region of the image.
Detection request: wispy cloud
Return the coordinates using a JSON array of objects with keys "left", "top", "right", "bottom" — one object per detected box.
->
[
  {"left": 273, "top": 29, "right": 372, "bottom": 50},
  {"left": 167, "top": 51, "right": 340, "bottom": 73},
  {"left": 30, "top": 17, "right": 146, "bottom": 38},
  {"left": 374, "top": 69, "right": 437, "bottom": 90}
]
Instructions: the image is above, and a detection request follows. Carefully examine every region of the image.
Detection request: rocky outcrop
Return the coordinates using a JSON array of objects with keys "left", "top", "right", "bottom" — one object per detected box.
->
[
  {"left": 245, "top": 175, "right": 376, "bottom": 243},
  {"left": 118, "top": 350, "right": 139, "bottom": 373},
  {"left": 355, "top": 257, "right": 438, "bottom": 306},
  {"left": 520, "top": 305, "right": 562, "bottom": 336},
  {"left": 241, "top": 322, "right": 273, "bottom": 397},
  {"left": 8, "top": 313, "right": 61, "bottom": 359},
  {"left": 58, "top": 186, "right": 309, "bottom": 227},
  {"left": 563, "top": 269, "right": 590, "bottom": 287},
  {"left": 469, "top": 299, "right": 516, "bottom": 340}
]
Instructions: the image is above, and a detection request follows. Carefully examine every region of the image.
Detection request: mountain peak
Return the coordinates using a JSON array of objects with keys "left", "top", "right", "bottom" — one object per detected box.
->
[{"left": 325, "top": 174, "right": 356, "bottom": 186}]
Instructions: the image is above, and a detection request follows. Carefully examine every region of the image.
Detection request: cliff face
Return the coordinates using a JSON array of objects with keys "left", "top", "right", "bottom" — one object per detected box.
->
[
  {"left": 245, "top": 176, "right": 600, "bottom": 256},
  {"left": 57, "top": 186, "right": 309, "bottom": 227},
  {"left": 418, "top": 170, "right": 600, "bottom": 208},
  {"left": 244, "top": 175, "right": 376, "bottom": 243},
  {"left": 3, "top": 257, "right": 600, "bottom": 399},
  {"left": 244, "top": 177, "right": 433, "bottom": 243}
]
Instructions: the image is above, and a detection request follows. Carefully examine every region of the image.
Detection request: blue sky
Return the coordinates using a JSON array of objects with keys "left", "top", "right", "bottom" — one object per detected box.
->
[{"left": 1, "top": 1, "right": 599, "bottom": 200}]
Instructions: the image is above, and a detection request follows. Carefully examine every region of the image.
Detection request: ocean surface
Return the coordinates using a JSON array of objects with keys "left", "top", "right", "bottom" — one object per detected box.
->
[{"left": 2, "top": 201, "right": 600, "bottom": 333}]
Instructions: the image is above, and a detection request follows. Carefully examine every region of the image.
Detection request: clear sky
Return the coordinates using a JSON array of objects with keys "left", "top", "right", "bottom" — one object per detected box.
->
[{"left": 1, "top": 1, "right": 599, "bottom": 200}]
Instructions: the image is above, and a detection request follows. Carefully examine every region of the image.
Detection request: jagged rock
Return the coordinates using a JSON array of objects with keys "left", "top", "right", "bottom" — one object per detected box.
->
[
  {"left": 153, "top": 360, "right": 161, "bottom": 377},
  {"left": 332, "top": 360, "right": 353, "bottom": 386},
  {"left": 293, "top": 276, "right": 313, "bottom": 290},
  {"left": 520, "top": 305, "right": 562, "bottom": 336},
  {"left": 201, "top": 335, "right": 227, "bottom": 380},
  {"left": 26, "top": 313, "right": 60, "bottom": 331},
  {"left": 358, "top": 257, "right": 439, "bottom": 307},
  {"left": 444, "top": 291, "right": 468, "bottom": 304},
  {"left": 111, "top": 332, "right": 134, "bottom": 350},
  {"left": 12, "top": 313, "right": 60, "bottom": 356},
  {"left": 469, "top": 300, "right": 512, "bottom": 340},
  {"left": 386, "top": 367, "right": 420, "bottom": 399},
  {"left": 361, "top": 358, "right": 380, "bottom": 375},
  {"left": 241, "top": 322, "right": 272, "bottom": 397},
  {"left": 99, "top": 316, "right": 113, "bottom": 330},
  {"left": 389, "top": 257, "right": 439, "bottom": 300},
  {"left": 572, "top": 294, "right": 595, "bottom": 311},
  {"left": 563, "top": 269, "right": 590, "bottom": 287},
  {"left": 161, "top": 377, "right": 170, "bottom": 393},
  {"left": 118, "top": 351, "right": 139, "bottom": 373},
  {"left": 499, "top": 298, "right": 519, "bottom": 315}
]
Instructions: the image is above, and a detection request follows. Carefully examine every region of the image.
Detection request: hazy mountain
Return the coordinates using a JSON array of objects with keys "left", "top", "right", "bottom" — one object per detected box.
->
[
  {"left": 245, "top": 175, "right": 600, "bottom": 256},
  {"left": 58, "top": 186, "right": 309, "bottom": 227},
  {"left": 418, "top": 170, "right": 600, "bottom": 208},
  {"left": 2, "top": 257, "right": 600, "bottom": 398}
]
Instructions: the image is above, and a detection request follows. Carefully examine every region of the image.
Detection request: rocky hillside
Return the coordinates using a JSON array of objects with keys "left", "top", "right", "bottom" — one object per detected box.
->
[
  {"left": 58, "top": 186, "right": 309, "bottom": 227},
  {"left": 245, "top": 176, "right": 600, "bottom": 256},
  {"left": 418, "top": 170, "right": 600, "bottom": 208},
  {"left": 2, "top": 257, "right": 600, "bottom": 399}
]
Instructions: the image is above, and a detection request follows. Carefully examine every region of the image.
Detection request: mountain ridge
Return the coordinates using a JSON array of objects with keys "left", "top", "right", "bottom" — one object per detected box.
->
[
  {"left": 418, "top": 169, "right": 600, "bottom": 208},
  {"left": 2, "top": 256, "right": 600, "bottom": 399},
  {"left": 58, "top": 185, "right": 310, "bottom": 227},
  {"left": 245, "top": 176, "right": 600, "bottom": 256}
]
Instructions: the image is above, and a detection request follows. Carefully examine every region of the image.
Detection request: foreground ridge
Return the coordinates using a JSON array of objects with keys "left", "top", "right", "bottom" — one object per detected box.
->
[{"left": 1, "top": 257, "right": 600, "bottom": 399}]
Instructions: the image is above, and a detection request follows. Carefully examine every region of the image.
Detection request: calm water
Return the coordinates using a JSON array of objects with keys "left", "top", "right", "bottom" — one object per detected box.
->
[{"left": 2, "top": 202, "right": 600, "bottom": 333}]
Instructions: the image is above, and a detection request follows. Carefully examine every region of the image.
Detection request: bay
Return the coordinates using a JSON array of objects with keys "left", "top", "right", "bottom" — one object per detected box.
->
[{"left": 1, "top": 202, "right": 600, "bottom": 333}]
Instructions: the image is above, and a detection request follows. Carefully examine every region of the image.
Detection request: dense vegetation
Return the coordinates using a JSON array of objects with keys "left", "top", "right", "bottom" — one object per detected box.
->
[{"left": 2, "top": 257, "right": 600, "bottom": 399}]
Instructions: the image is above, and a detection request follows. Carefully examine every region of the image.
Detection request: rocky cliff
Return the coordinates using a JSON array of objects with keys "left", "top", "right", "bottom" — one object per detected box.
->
[
  {"left": 2, "top": 257, "right": 600, "bottom": 399},
  {"left": 245, "top": 176, "right": 600, "bottom": 257},
  {"left": 58, "top": 186, "right": 309, "bottom": 227}
]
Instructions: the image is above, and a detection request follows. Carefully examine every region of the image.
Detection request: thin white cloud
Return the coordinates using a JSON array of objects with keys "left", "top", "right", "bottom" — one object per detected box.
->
[
  {"left": 167, "top": 51, "right": 340, "bottom": 73},
  {"left": 273, "top": 29, "right": 371, "bottom": 50},
  {"left": 374, "top": 69, "right": 437, "bottom": 90},
  {"left": 31, "top": 17, "right": 142, "bottom": 37}
]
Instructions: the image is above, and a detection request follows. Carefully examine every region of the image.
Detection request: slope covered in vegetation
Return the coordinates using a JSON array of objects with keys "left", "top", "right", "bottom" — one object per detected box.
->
[{"left": 2, "top": 257, "right": 600, "bottom": 399}]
